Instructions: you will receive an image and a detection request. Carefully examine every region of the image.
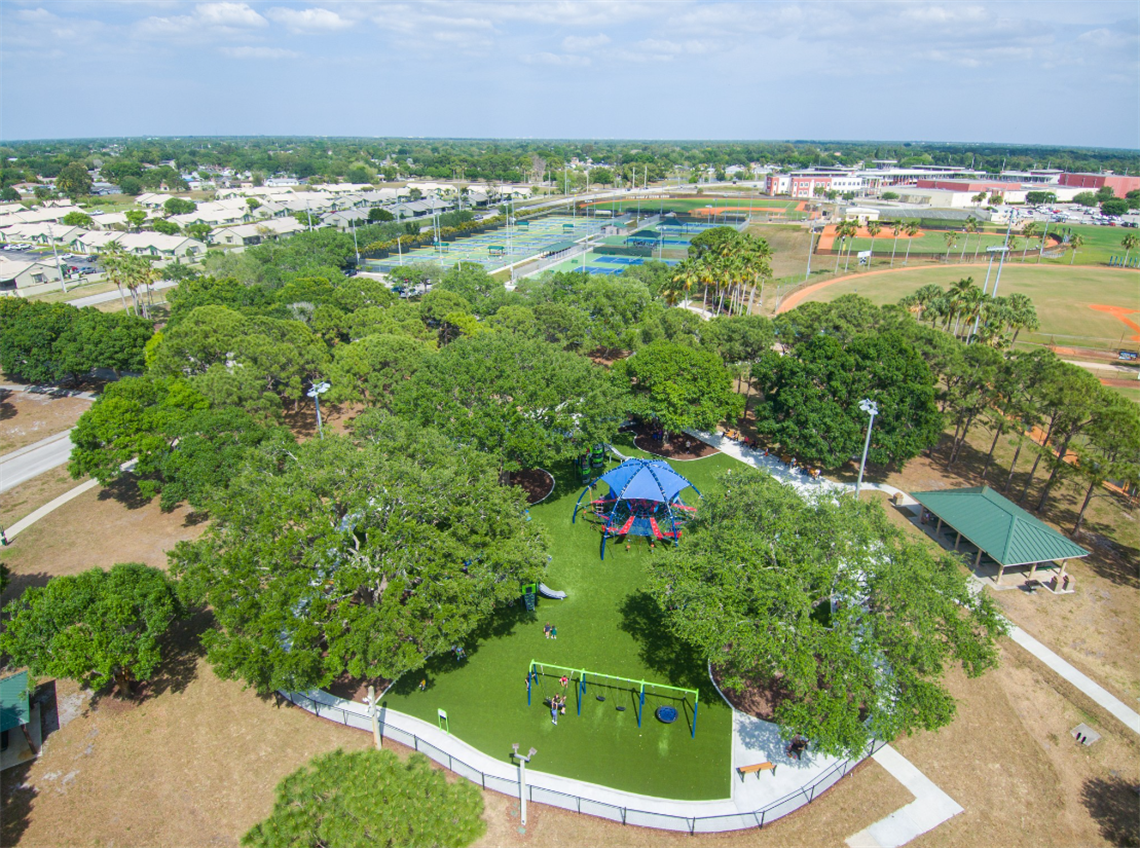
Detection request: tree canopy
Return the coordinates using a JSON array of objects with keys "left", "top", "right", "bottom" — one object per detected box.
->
[
  {"left": 172, "top": 414, "right": 548, "bottom": 692},
  {"left": 393, "top": 331, "right": 623, "bottom": 476},
  {"left": 616, "top": 340, "right": 743, "bottom": 437},
  {"left": 646, "top": 468, "right": 1006, "bottom": 757},
  {"left": 0, "top": 563, "right": 183, "bottom": 697},
  {"left": 753, "top": 331, "right": 943, "bottom": 468},
  {"left": 242, "top": 749, "right": 485, "bottom": 848}
]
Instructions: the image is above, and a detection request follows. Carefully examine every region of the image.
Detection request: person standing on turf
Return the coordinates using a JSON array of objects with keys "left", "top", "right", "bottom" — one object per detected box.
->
[
  {"left": 550, "top": 625, "right": 557, "bottom": 640},
  {"left": 551, "top": 701, "right": 558, "bottom": 725}
]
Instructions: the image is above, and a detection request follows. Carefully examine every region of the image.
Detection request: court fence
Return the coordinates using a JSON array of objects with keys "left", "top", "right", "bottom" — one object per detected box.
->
[{"left": 279, "top": 688, "right": 885, "bottom": 834}]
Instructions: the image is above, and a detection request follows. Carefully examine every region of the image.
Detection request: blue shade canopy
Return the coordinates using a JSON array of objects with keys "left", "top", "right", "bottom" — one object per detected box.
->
[{"left": 598, "top": 459, "right": 695, "bottom": 503}]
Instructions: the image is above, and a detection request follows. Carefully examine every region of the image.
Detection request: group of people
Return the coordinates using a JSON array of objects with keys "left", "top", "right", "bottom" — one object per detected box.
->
[
  {"left": 542, "top": 622, "right": 558, "bottom": 640},
  {"left": 550, "top": 694, "right": 567, "bottom": 724}
]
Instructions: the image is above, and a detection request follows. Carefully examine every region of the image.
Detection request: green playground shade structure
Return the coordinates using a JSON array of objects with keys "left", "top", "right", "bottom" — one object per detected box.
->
[{"left": 528, "top": 659, "right": 699, "bottom": 737}]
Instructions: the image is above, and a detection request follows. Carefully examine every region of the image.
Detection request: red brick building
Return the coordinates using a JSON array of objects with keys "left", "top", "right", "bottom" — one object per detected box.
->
[{"left": 1057, "top": 173, "right": 1140, "bottom": 197}]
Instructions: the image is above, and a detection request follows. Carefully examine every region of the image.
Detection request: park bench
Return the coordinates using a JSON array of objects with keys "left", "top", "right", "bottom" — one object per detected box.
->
[{"left": 737, "top": 761, "right": 777, "bottom": 780}]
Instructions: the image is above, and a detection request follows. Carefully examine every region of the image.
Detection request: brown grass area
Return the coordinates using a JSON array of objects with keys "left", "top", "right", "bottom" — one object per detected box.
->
[
  {"left": 0, "top": 468, "right": 89, "bottom": 529},
  {"left": 0, "top": 476, "right": 207, "bottom": 605},
  {"left": 1, "top": 655, "right": 373, "bottom": 848},
  {"left": 828, "top": 425, "right": 1139, "bottom": 707},
  {"left": 475, "top": 758, "right": 911, "bottom": 848},
  {"left": 0, "top": 390, "right": 91, "bottom": 455},
  {"left": 902, "top": 649, "right": 1140, "bottom": 848}
]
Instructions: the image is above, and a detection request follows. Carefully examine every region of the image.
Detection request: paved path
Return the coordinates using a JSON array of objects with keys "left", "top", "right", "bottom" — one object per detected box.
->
[
  {"left": 1007, "top": 626, "right": 1140, "bottom": 734},
  {"left": 845, "top": 746, "right": 963, "bottom": 848},
  {"left": 0, "top": 429, "right": 75, "bottom": 493},
  {"left": 5, "top": 459, "right": 135, "bottom": 541},
  {"left": 1, "top": 383, "right": 98, "bottom": 401}
]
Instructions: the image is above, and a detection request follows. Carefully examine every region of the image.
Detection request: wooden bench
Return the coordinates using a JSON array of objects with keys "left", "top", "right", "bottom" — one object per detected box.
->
[{"left": 737, "top": 761, "right": 777, "bottom": 781}]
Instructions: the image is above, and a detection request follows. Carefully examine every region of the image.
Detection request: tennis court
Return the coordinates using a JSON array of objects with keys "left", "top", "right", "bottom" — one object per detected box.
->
[{"left": 361, "top": 214, "right": 605, "bottom": 274}]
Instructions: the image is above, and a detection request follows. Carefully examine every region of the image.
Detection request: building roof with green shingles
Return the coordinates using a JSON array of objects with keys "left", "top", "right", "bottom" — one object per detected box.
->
[
  {"left": 0, "top": 671, "right": 30, "bottom": 733},
  {"left": 912, "top": 486, "right": 1090, "bottom": 567}
]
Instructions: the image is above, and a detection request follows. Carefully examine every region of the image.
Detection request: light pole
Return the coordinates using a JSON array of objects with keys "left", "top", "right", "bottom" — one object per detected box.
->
[
  {"left": 308, "top": 381, "right": 330, "bottom": 438},
  {"left": 510, "top": 744, "right": 537, "bottom": 829},
  {"left": 804, "top": 224, "right": 818, "bottom": 282},
  {"left": 854, "top": 398, "right": 878, "bottom": 500},
  {"left": 365, "top": 685, "right": 382, "bottom": 750}
]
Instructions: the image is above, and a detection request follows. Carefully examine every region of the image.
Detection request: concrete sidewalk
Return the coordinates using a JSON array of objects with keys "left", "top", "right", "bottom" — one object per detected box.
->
[{"left": 846, "top": 746, "right": 963, "bottom": 848}]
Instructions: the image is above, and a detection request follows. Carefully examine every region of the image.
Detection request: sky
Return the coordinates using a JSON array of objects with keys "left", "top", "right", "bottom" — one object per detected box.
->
[{"left": 2, "top": 0, "right": 1138, "bottom": 148}]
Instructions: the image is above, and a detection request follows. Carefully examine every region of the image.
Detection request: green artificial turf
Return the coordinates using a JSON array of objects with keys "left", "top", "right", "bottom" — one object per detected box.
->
[{"left": 382, "top": 442, "right": 737, "bottom": 800}]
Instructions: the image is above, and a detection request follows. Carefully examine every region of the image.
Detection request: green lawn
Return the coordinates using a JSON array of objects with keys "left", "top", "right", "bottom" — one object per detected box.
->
[
  {"left": 839, "top": 231, "right": 1019, "bottom": 259},
  {"left": 795, "top": 264, "right": 1140, "bottom": 351},
  {"left": 382, "top": 442, "right": 735, "bottom": 800}
]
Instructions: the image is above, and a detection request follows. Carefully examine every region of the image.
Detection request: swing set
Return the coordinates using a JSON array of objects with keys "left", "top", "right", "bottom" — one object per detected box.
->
[{"left": 526, "top": 660, "right": 700, "bottom": 738}]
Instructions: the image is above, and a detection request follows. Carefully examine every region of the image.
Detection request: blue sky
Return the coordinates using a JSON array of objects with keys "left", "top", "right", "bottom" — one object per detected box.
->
[{"left": 2, "top": 0, "right": 1138, "bottom": 148}]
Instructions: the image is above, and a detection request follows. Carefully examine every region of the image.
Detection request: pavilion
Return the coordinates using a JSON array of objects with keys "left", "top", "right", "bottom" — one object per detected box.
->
[
  {"left": 911, "top": 486, "right": 1090, "bottom": 587},
  {"left": 0, "top": 670, "right": 40, "bottom": 772}
]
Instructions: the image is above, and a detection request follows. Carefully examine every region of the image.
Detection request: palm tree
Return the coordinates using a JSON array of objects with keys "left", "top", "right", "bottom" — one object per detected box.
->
[
  {"left": 839, "top": 220, "right": 859, "bottom": 273},
  {"left": 833, "top": 220, "right": 856, "bottom": 274},
  {"left": 961, "top": 217, "right": 979, "bottom": 261},
  {"left": 947, "top": 276, "right": 975, "bottom": 336},
  {"left": 902, "top": 221, "right": 920, "bottom": 265},
  {"left": 888, "top": 220, "right": 904, "bottom": 267},
  {"left": 1020, "top": 222, "right": 1038, "bottom": 261},
  {"left": 1068, "top": 233, "right": 1084, "bottom": 265},
  {"left": 1122, "top": 233, "right": 1140, "bottom": 265},
  {"left": 1006, "top": 293, "right": 1039, "bottom": 346},
  {"left": 942, "top": 231, "right": 958, "bottom": 262},
  {"left": 865, "top": 220, "right": 882, "bottom": 268},
  {"left": 98, "top": 243, "right": 133, "bottom": 314}
]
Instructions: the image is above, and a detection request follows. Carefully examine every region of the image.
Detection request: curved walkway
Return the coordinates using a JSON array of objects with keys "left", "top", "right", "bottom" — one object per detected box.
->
[{"left": 281, "top": 687, "right": 874, "bottom": 833}]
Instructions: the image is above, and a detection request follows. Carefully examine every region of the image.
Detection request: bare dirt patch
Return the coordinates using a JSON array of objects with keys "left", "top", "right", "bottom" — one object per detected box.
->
[
  {"left": 0, "top": 390, "right": 91, "bottom": 456},
  {"left": 0, "top": 476, "right": 207, "bottom": 605}
]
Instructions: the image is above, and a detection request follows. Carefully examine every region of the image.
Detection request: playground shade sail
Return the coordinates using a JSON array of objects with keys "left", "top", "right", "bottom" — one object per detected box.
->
[{"left": 598, "top": 459, "right": 695, "bottom": 502}]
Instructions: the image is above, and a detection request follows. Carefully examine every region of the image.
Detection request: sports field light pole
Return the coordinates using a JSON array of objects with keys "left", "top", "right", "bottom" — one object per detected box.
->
[
  {"left": 854, "top": 398, "right": 878, "bottom": 500},
  {"left": 804, "top": 224, "right": 818, "bottom": 281},
  {"left": 510, "top": 744, "right": 537, "bottom": 828},
  {"left": 308, "top": 381, "right": 330, "bottom": 439}
]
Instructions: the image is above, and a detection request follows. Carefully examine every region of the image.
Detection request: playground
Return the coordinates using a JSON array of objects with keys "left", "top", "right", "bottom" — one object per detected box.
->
[
  {"left": 381, "top": 443, "right": 738, "bottom": 799},
  {"left": 783, "top": 263, "right": 1140, "bottom": 353},
  {"left": 360, "top": 214, "right": 604, "bottom": 274}
]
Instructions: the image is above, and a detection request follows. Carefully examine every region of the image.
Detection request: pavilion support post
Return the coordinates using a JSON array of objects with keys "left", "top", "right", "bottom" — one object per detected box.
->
[
  {"left": 954, "top": 531, "right": 961, "bottom": 551},
  {"left": 1056, "top": 559, "right": 1068, "bottom": 590},
  {"left": 974, "top": 549, "right": 982, "bottom": 568},
  {"left": 935, "top": 518, "right": 942, "bottom": 535},
  {"left": 996, "top": 564, "right": 1005, "bottom": 584},
  {"left": 1029, "top": 562, "right": 1038, "bottom": 581}
]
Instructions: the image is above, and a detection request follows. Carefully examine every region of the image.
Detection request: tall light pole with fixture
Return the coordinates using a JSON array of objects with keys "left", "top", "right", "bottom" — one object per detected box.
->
[
  {"left": 510, "top": 744, "right": 537, "bottom": 829},
  {"left": 854, "top": 399, "right": 878, "bottom": 500},
  {"left": 308, "top": 381, "right": 330, "bottom": 438}
]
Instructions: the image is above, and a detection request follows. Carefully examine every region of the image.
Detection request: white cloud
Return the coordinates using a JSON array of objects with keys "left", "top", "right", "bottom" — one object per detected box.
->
[
  {"left": 220, "top": 45, "right": 300, "bottom": 59},
  {"left": 16, "top": 8, "right": 58, "bottom": 22},
  {"left": 136, "top": 2, "right": 267, "bottom": 38},
  {"left": 520, "top": 52, "right": 591, "bottom": 67},
  {"left": 562, "top": 33, "right": 610, "bottom": 52},
  {"left": 267, "top": 7, "right": 352, "bottom": 33},
  {"left": 196, "top": 2, "right": 268, "bottom": 27}
]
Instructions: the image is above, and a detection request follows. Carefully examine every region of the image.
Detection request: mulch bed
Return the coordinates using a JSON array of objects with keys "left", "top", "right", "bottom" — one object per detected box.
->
[
  {"left": 630, "top": 424, "right": 719, "bottom": 460},
  {"left": 510, "top": 468, "right": 555, "bottom": 504},
  {"left": 711, "top": 665, "right": 794, "bottom": 721},
  {"left": 325, "top": 673, "right": 392, "bottom": 705}
]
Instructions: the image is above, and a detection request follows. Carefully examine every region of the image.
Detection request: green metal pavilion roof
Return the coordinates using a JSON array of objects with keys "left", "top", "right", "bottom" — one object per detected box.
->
[
  {"left": 0, "top": 671, "right": 30, "bottom": 733},
  {"left": 542, "top": 240, "right": 578, "bottom": 254},
  {"left": 912, "top": 486, "right": 1090, "bottom": 567}
]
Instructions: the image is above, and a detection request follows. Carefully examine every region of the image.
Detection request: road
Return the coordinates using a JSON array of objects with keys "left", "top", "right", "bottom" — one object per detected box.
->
[
  {"left": 0, "top": 429, "right": 76, "bottom": 493},
  {"left": 68, "top": 279, "right": 177, "bottom": 308}
]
